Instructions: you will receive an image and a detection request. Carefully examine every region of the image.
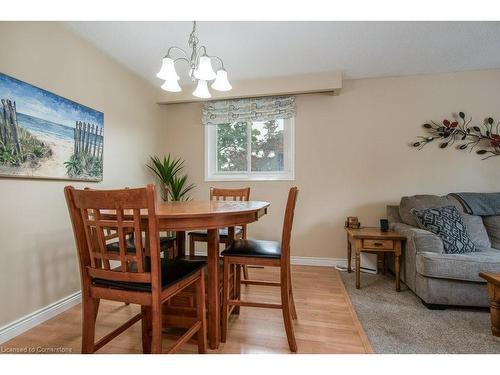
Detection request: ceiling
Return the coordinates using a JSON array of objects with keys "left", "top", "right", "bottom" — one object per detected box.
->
[{"left": 64, "top": 21, "right": 500, "bottom": 87}]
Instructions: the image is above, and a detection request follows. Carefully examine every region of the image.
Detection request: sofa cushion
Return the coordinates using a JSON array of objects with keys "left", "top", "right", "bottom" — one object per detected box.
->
[
  {"left": 461, "top": 213, "right": 491, "bottom": 250},
  {"left": 399, "top": 194, "right": 462, "bottom": 227},
  {"left": 483, "top": 215, "right": 500, "bottom": 250},
  {"left": 412, "top": 206, "right": 477, "bottom": 254},
  {"left": 416, "top": 247, "right": 500, "bottom": 282}
]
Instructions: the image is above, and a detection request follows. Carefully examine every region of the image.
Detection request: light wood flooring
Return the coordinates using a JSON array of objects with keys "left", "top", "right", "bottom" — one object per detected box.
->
[{"left": 2, "top": 266, "right": 372, "bottom": 354}]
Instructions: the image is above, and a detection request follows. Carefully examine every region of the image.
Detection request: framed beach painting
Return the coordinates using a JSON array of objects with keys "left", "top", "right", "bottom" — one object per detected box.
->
[{"left": 0, "top": 72, "right": 103, "bottom": 181}]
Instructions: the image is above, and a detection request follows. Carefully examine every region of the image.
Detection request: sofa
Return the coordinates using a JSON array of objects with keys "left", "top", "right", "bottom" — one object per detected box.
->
[{"left": 387, "top": 193, "right": 500, "bottom": 308}]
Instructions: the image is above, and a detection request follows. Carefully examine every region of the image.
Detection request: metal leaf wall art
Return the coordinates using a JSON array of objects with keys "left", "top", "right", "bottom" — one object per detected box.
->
[{"left": 412, "top": 112, "right": 500, "bottom": 160}]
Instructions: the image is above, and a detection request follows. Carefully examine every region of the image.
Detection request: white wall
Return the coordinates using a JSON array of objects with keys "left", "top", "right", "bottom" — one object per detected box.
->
[
  {"left": 159, "top": 69, "right": 500, "bottom": 259},
  {"left": 0, "top": 22, "right": 162, "bottom": 327}
]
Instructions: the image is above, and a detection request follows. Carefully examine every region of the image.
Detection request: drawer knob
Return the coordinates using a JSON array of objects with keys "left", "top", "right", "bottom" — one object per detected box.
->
[{"left": 373, "top": 242, "right": 383, "bottom": 246}]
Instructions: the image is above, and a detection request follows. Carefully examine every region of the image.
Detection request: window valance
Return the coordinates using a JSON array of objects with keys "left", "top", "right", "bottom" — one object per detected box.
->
[{"left": 202, "top": 96, "right": 296, "bottom": 125}]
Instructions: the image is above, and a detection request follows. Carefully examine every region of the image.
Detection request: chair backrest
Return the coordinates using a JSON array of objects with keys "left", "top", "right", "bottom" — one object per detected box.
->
[
  {"left": 210, "top": 187, "right": 250, "bottom": 201},
  {"left": 64, "top": 185, "right": 160, "bottom": 289},
  {"left": 280, "top": 187, "right": 299, "bottom": 264}
]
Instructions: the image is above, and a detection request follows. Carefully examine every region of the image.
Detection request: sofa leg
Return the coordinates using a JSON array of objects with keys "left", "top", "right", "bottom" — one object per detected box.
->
[{"left": 421, "top": 300, "right": 447, "bottom": 310}]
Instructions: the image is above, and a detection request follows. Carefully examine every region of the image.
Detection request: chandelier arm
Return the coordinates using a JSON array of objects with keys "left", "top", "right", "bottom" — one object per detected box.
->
[
  {"left": 197, "top": 45, "right": 208, "bottom": 57},
  {"left": 166, "top": 46, "right": 189, "bottom": 59},
  {"left": 174, "top": 57, "right": 190, "bottom": 64},
  {"left": 208, "top": 55, "right": 225, "bottom": 70}
]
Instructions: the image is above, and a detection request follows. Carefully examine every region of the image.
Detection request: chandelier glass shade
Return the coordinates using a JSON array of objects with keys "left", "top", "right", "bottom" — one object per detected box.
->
[{"left": 157, "top": 21, "right": 232, "bottom": 99}]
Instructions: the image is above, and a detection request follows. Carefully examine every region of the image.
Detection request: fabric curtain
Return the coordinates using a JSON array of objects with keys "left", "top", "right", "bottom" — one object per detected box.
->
[{"left": 202, "top": 95, "right": 296, "bottom": 125}]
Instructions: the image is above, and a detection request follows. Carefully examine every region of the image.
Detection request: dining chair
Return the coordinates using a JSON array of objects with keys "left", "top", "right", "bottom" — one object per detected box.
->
[
  {"left": 65, "top": 184, "right": 207, "bottom": 354},
  {"left": 220, "top": 187, "right": 299, "bottom": 352},
  {"left": 84, "top": 187, "right": 176, "bottom": 259},
  {"left": 188, "top": 187, "right": 251, "bottom": 279}
]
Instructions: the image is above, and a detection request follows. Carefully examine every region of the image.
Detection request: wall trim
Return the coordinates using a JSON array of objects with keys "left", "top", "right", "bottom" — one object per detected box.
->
[
  {"left": 193, "top": 250, "right": 344, "bottom": 268},
  {"left": 0, "top": 291, "right": 81, "bottom": 345},
  {"left": 290, "top": 256, "right": 346, "bottom": 267}
]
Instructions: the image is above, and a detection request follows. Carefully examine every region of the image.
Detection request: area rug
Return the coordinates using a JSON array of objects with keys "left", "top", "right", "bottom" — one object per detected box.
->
[{"left": 340, "top": 271, "right": 500, "bottom": 353}]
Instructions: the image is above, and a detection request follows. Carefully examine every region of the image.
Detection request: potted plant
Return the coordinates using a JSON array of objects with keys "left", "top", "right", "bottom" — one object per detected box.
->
[{"left": 147, "top": 154, "right": 195, "bottom": 201}]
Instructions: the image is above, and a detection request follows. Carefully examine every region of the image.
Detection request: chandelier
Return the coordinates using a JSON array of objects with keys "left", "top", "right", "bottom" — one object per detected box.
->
[{"left": 156, "top": 21, "right": 232, "bottom": 99}]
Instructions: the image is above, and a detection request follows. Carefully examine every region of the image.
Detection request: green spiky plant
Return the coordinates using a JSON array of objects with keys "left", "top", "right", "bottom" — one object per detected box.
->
[
  {"left": 169, "top": 174, "right": 195, "bottom": 201},
  {"left": 147, "top": 154, "right": 195, "bottom": 201}
]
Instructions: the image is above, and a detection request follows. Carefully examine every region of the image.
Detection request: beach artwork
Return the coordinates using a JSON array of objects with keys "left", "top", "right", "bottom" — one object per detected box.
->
[{"left": 0, "top": 73, "right": 103, "bottom": 181}]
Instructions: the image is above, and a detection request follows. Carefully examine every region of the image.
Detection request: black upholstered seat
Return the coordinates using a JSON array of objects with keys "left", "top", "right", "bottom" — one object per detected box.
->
[
  {"left": 221, "top": 239, "right": 281, "bottom": 259},
  {"left": 188, "top": 227, "right": 242, "bottom": 238},
  {"left": 92, "top": 258, "right": 206, "bottom": 292},
  {"left": 106, "top": 235, "right": 176, "bottom": 253}
]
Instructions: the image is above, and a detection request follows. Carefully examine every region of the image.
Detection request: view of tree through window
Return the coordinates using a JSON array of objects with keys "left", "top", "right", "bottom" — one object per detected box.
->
[{"left": 216, "top": 119, "right": 284, "bottom": 172}]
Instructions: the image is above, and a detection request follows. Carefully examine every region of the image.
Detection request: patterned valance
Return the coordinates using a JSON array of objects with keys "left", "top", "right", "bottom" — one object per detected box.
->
[{"left": 202, "top": 96, "right": 296, "bottom": 125}]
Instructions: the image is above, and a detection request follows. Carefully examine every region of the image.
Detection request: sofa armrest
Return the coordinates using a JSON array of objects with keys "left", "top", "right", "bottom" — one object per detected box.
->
[{"left": 392, "top": 222, "right": 444, "bottom": 254}]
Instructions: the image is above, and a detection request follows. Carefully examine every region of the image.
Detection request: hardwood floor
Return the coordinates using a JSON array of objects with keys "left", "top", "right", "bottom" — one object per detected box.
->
[{"left": 2, "top": 266, "right": 372, "bottom": 354}]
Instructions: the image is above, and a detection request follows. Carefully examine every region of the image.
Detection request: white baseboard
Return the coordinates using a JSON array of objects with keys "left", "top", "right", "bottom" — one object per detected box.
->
[
  {"left": 291, "top": 256, "right": 345, "bottom": 267},
  {"left": 193, "top": 250, "right": 345, "bottom": 268},
  {"left": 0, "top": 291, "right": 82, "bottom": 345}
]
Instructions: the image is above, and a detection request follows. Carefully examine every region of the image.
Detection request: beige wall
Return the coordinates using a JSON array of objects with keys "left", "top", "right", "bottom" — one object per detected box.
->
[
  {"left": 0, "top": 22, "right": 162, "bottom": 326},
  {"left": 160, "top": 69, "right": 500, "bottom": 259}
]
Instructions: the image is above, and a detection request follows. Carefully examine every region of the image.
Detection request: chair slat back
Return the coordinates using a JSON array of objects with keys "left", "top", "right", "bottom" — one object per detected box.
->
[
  {"left": 65, "top": 185, "right": 160, "bottom": 285},
  {"left": 280, "top": 187, "right": 299, "bottom": 264},
  {"left": 210, "top": 187, "right": 250, "bottom": 201}
]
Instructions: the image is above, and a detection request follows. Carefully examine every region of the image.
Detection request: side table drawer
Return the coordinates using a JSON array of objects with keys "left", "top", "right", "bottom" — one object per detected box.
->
[{"left": 362, "top": 239, "right": 394, "bottom": 250}]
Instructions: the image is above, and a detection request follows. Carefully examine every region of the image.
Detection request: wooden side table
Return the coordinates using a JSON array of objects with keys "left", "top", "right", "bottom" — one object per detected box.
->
[
  {"left": 345, "top": 227, "right": 406, "bottom": 291},
  {"left": 479, "top": 272, "right": 500, "bottom": 337}
]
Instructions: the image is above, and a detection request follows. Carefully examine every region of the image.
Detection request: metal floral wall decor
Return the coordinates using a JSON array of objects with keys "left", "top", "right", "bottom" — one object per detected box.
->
[{"left": 412, "top": 112, "right": 500, "bottom": 160}]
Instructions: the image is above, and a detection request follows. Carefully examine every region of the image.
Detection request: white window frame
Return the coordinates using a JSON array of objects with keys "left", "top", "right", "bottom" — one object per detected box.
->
[{"left": 205, "top": 118, "right": 295, "bottom": 181}]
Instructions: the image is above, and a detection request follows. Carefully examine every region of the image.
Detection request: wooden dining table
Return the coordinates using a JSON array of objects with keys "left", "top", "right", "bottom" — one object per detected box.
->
[{"left": 154, "top": 200, "right": 270, "bottom": 349}]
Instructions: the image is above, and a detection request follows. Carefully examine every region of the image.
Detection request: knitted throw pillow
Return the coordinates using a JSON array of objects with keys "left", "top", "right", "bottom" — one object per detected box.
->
[{"left": 411, "top": 206, "right": 477, "bottom": 254}]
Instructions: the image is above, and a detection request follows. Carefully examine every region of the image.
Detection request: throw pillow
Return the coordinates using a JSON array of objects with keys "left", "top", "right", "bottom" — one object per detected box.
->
[
  {"left": 461, "top": 213, "right": 491, "bottom": 250},
  {"left": 411, "top": 206, "right": 477, "bottom": 254},
  {"left": 399, "top": 195, "right": 463, "bottom": 227},
  {"left": 482, "top": 216, "right": 500, "bottom": 250}
]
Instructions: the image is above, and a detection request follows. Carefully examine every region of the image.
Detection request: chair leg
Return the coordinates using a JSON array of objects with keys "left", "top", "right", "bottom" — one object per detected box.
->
[
  {"left": 196, "top": 269, "right": 207, "bottom": 353},
  {"left": 288, "top": 269, "right": 297, "bottom": 320},
  {"left": 81, "top": 296, "right": 98, "bottom": 354},
  {"left": 280, "top": 280, "right": 297, "bottom": 352},
  {"left": 242, "top": 265, "right": 249, "bottom": 280},
  {"left": 233, "top": 265, "right": 242, "bottom": 315},
  {"left": 189, "top": 236, "right": 196, "bottom": 257},
  {"left": 150, "top": 301, "right": 163, "bottom": 354},
  {"left": 221, "top": 259, "right": 230, "bottom": 343},
  {"left": 141, "top": 306, "right": 152, "bottom": 354}
]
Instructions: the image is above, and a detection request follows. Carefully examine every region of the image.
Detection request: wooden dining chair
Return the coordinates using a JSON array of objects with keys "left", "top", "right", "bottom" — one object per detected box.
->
[
  {"left": 221, "top": 187, "right": 299, "bottom": 352},
  {"left": 84, "top": 188, "right": 176, "bottom": 259},
  {"left": 188, "top": 187, "right": 251, "bottom": 279},
  {"left": 65, "top": 184, "right": 207, "bottom": 354}
]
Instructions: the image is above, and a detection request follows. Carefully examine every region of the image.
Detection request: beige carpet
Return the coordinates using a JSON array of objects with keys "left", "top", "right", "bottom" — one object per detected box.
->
[{"left": 340, "top": 271, "right": 500, "bottom": 353}]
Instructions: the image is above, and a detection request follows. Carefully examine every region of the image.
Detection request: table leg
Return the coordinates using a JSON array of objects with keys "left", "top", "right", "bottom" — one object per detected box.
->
[
  {"left": 207, "top": 229, "right": 220, "bottom": 349},
  {"left": 347, "top": 234, "right": 352, "bottom": 273},
  {"left": 227, "top": 226, "right": 235, "bottom": 245},
  {"left": 395, "top": 241, "right": 401, "bottom": 292},
  {"left": 354, "top": 239, "right": 361, "bottom": 289},
  {"left": 487, "top": 283, "right": 500, "bottom": 337},
  {"left": 176, "top": 231, "right": 186, "bottom": 258}
]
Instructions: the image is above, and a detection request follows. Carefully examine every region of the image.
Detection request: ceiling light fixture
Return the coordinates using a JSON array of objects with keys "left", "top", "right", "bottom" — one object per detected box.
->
[{"left": 157, "top": 21, "right": 232, "bottom": 99}]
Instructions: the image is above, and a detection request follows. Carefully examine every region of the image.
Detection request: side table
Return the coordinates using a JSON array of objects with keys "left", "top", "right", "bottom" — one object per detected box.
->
[{"left": 345, "top": 227, "right": 406, "bottom": 291}]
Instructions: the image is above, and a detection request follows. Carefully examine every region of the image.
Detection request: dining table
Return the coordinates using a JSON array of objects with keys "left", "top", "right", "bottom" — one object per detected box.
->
[{"left": 154, "top": 200, "right": 270, "bottom": 349}]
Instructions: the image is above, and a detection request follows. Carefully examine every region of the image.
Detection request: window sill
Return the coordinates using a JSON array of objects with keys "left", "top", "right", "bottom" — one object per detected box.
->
[{"left": 205, "top": 173, "right": 295, "bottom": 182}]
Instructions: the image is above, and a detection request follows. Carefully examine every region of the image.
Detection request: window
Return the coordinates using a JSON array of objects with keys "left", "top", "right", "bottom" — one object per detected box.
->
[{"left": 205, "top": 118, "right": 294, "bottom": 181}]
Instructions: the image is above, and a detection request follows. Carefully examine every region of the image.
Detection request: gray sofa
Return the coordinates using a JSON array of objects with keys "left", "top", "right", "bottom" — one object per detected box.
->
[{"left": 387, "top": 194, "right": 500, "bottom": 308}]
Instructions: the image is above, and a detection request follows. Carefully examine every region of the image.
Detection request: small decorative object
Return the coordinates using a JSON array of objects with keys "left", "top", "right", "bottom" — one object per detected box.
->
[
  {"left": 157, "top": 21, "right": 232, "bottom": 98},
  {"left": 147, "top": 154, "right": 195, "bottom": 201},
  {"left": 345, "top": 216, "right": 361, "bottom": 229},
  {"left": 411, "top": 111, "right": 500, "bottom": 160},
  {"left": 380, "top": 219, "right": 389, "bottom": 232},
  {"left": 0, "top": 73, "right": 104, "bottom": 181}
]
